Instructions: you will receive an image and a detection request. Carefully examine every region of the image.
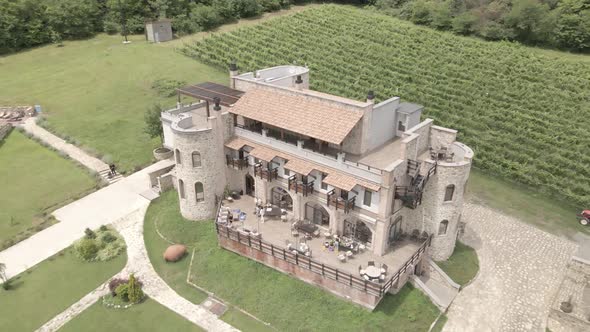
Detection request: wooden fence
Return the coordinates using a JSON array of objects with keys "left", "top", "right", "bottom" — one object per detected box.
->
[{"left": 215, "top": 217, "right": 432, "bottom": 299}]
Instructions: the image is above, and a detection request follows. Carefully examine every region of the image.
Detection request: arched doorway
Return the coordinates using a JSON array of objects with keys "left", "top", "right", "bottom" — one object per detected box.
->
[
  {"left": 305, "top": 203, "right": 329, "bottom": 226},
  {"left": 389, "top": 216, "right": 402, "bottom": 246},
  {"left": 344, "top": 219, "right": 373, "bottom": 245},
  {"left": 271, "top": 187, "right": 293, "bottom": 211},
  {"left": 245, "top": 174, "right": 255, "bottom": 196}
]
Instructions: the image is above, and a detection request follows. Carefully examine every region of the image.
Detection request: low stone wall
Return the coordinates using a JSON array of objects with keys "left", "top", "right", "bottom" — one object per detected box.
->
[{"left": 218, "top": 235, "right": 384, "bottom": 310}]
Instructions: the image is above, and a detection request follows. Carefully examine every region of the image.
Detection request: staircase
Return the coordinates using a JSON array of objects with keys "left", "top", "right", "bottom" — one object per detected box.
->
[
  {"left": 411, "top": 259, "right": 460, "bottom": 311},
  {"left": 98, "top": 168, "right": 123, "bottom": 185},
  {"left": 394, "top": 160, "right": 437, "bottom": 209}
]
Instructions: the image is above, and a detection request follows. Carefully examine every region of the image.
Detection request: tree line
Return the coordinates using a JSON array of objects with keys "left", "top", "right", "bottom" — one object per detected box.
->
[
  {"left": 0, "top": 0, "right": 369, "bottom": 54},
  {"left": 373, "top": 0, "right": 590, "bottom": 52}
]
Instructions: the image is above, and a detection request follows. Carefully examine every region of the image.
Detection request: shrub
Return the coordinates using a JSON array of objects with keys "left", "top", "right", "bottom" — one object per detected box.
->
[
  {"left": 101, "top": 233, "right": 117, "bottom": 244},
  {"left": 99, "top": 225, "right": 108, "bottom": 232},
  {"left": 115, "top": 283, "right": 129, "bottom": 302},
  {"left": 84, "top": 227, "right": 96, "bottom": 239},
  {"left": 76, "top": 238, "right": 99, "bottom": 260},
  {"left": 108, "top": 277, "right": 128, "bottom": 296},
  {"left": 127, "top": 274, "right": 144, "bottom": 303},
  {"left": 151, "top": 79, "right": 187, "bottom": 98}
]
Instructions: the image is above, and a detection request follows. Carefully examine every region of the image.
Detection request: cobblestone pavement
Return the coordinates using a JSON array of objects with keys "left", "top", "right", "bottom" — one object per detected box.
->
[
  {"left": 35, "top": 207, "right": 237, "bottom": 332},
  {"left": 19, "top": 118, "right": 108, "bottom": 173},
  {"left": 444, "top": 203, "right": 577, "bottom": 332}
]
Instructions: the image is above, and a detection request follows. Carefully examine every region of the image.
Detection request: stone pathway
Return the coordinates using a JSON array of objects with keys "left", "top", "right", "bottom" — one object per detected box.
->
[
  {"left": 444, "top": 203, "right": 577, "bottom": 332},
  {"left": 0, "top": 160, "right": 173, "bottom": 279},
  {"left": 34, "top": 205, "right": 237, "bottom": 332},
  {"left": 18, "top": 118, "right": 121, "bottom": 183}
]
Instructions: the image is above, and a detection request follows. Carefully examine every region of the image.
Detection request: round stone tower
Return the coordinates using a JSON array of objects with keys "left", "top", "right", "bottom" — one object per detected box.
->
[
  {"left": 171, "top": 100, "right": 227, "bottom": 221},
  {"left": 420, "top": 142, "right": 473, "bottom": 261}
]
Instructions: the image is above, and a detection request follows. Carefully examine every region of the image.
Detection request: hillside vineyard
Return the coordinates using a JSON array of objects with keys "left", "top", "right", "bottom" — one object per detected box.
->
[{"left": 182, "top": 5, "right": 590, "bottom": 207}]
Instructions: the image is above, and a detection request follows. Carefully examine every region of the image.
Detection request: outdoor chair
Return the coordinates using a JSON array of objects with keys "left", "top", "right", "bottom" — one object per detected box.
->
[
  {"left": 368, "top": 261, "right": 375, "bottom": 266},
  {"left": 379, "top": 274, "right": 385, "bottom": 282},
  {"left": 363, "top": 275, "right": 370, "bottom": 281},
  {"left": 381, "top": 264, "right": 388, "bottom": 274},
  {"left": 338, "top": 254, "right": 346, "bottom": 262},
  {"left": 291, "top": 230, "right": 299, "bottom": 237}
]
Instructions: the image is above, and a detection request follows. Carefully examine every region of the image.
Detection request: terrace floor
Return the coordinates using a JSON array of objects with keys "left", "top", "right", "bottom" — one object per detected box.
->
[
  {"left": 223, "top": 195, "right": 421, "bottom": 278},
  {"left": 351, "top": 137, "right": 403, "bottom": 170}
]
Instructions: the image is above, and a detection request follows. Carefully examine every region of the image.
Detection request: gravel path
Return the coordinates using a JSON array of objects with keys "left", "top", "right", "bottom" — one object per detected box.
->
[
  {"left": 19, "top": 118, "right": 108, "bottom": 173},
  {"left": 444, "top": 203, "right": 577, "bottom": 332}
]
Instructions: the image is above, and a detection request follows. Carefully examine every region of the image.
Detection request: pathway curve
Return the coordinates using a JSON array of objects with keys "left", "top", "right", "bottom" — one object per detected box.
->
[
  {"left": 0, "top": 160, "right": 172, "bottom": 279},
  {"left": 19, "top": 117, "right": 108, "bottom": 173},
  {"left": 443, "top": 203, "right": 577, "bottom": 332},
  {"left": 33, "top": 198, "right": 237, "bottom": 332}
]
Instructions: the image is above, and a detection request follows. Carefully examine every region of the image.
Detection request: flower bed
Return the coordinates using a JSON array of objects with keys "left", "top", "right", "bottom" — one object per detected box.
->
[{"left": 74, "top": 226, "right": 125, "bottom": 262}]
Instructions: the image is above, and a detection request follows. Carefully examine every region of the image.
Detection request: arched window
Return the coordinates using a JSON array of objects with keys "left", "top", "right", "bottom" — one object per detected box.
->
[
  {"left": 195, "top": 182, "right": 204, "bottom": 202},
  {"left": 178, "top": 179, "right": 185, "bottom": 199},
  {"left": 438, "top": 220, "right": 449, "bottom": 235},
  {"left": 444, "top": 184, "right": 455, "bottom": 202},
  {"left": 192, "top": 151, "right": 201, "bottom": 167},
  {"left": 175, "top": 149, "right": 181, "bottom": 164}
]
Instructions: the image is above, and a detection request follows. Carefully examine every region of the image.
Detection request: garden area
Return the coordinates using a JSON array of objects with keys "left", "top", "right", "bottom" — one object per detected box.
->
[
  {"left": 58, "top": 298, "right": 204, "bottom": 332},
  {"left": 0, "top": 129, "right": 98, "bottom": 250},
  {"left": 437, "top": 242, "right": 479, "bottom": 286},
  {"left": 0, "top": 243, "right": 126, "bottom": 331},
  {"left": 145, "top": 191, "right": 441, "bottom": 332}
]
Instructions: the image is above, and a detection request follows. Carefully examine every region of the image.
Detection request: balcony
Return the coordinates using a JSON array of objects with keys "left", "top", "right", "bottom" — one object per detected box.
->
[
  {"left": 254, "top": 164, "right": 278, "bottom": 181},
  {"left": 327, "top": 189, "right": 356, "bottom": 213},
  {"left": 288, "top": 176, "right": 314, "bottom": 196},
  {"left": 226, "top": 155, "right": 249, "bottom": 170}
]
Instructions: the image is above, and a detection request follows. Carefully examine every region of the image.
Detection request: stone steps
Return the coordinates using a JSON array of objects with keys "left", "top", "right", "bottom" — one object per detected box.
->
[{"left": 98, "top": 168, "right": 124, "bottom": 184}]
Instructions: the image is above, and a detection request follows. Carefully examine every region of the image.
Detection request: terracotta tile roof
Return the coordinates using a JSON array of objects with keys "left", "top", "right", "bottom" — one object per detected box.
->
[
  {"left": 284, "top": 159, "right": 315, "bottom": 176},
  {"left": 224, "top": 137, "right": 380, "bottom": 192},
  {"left": 228, "top": 88, "right": 363, "bottom": 145}
]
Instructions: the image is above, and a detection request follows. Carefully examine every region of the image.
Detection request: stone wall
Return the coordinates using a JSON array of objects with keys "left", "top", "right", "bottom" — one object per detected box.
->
[
  {"left": 0, "top": 124, "right": 12, "bottom": 141},
  {"left": 173, "top": 122, "right": 226, "bottom": 221},
  {"left": 430, "top": 126, "right": 457, "bottom": 149}
]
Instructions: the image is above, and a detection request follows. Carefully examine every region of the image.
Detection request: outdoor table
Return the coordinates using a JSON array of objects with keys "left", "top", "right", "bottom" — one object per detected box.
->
[
  {"left": 298, "top": 223, "right": 318, "bottom": 234},
  {"left": 263, "top": 206, "right": 282, "bottom": 217},
  {"left": 365, "top": 266, "right": 381, "bottom": 279}
]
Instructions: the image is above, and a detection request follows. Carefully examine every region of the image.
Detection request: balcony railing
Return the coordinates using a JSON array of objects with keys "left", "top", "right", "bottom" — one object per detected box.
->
[
  {"left": 215, "top": 202, "right": 433, "bottom": 302},
  {"left": 288, "top": 175, "right": 314, "bottom": 196},
  {"left": 226, "top": 155, "right": 249, "bottom": 170},
  {"left": 254, "top": 164, "right": 278, "bottom": 181},
  {"left": 395, "top": 161, "right": 437, "bottom": 209},
  {"left": 327, "top": 189, "right": 356, "bottom": 213}
]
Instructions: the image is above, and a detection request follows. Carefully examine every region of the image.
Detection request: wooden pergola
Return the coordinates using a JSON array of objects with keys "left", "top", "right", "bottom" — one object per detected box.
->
[{"left": 176, "top": 82, "right": 244, "bottom": 117}]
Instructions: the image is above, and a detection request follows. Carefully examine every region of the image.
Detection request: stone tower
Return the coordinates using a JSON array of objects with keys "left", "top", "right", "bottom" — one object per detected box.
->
[{"left": 171, "top": 98, "right": 227, "bottom": 221}]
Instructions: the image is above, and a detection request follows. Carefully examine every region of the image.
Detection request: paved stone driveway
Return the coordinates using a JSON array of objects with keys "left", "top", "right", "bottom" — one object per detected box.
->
[{"left": 444, "top": 203, "right": 577, "bottom": 332}]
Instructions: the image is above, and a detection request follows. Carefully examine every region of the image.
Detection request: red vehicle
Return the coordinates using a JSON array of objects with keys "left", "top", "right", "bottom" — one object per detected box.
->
[{"left": 578, "top": 210, "right": 590, "bottom": 226}]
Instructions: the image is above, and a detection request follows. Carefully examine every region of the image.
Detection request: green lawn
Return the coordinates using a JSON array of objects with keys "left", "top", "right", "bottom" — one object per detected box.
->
[
  {"left": 431, "top": 314, "right": 448, "bottom": 332},
  {"left": 145, "top": 191, "right": 440, "bottom": 332},
  {"left": 59, "top": 298, "right": 203, "bottom": 332},
  {"left": 466, "top": 169, "right": 588, "bottom": 239},
  {"left": 220, "top": 307, "right": 274, "bottom": 332},
  {"left": 436, "top": 242, "right": 479, "bottom": 286},
  {"left": 0, "top": 34, "right": 226, "bottom": 172},
  {"left": 0, "top": 246, "right": 126, "bottom": 331},
  {"left": 0, "top": 130, "right": 97, "bottom": 248}
]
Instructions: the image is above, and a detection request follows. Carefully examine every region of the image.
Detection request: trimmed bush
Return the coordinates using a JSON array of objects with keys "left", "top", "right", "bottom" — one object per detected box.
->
[
  {"left": 108, "top": 277, "right": 128, "bottom": 296},
  {"left": 115, "top": 283, "right": 129, "bottom": 302},
  {"left": 101, "top": 232, "right": 117, "bottom": 244},
  {"left": 127, "top": 274, "right": 144, "bottom": 303},
  {"left": 76, "top": 238, "right": 99, "bottom": 260},
  {"left": 84, "top": 228, "right": 96, "bottom": 239}
]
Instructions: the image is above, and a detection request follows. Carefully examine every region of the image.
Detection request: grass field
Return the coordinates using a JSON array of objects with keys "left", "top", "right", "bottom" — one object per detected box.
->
[
  {"left": 437, "top": 242, "right": 479, "bottom": 286},
  {"left": 0, "top": 34, "right": 226, "bottom": 172},
  {"left": 185, "top": 4, "right": 590, "bottom": 208},
  {"left": 0, "top": 246, "right": 126, "bottom": 331},
  {"left": 59, "top": 298, "right": 204, "bottom": 332},
  {"left": 0, "top": 5, "right": 314, "bottom": 173},
  {"left": 466, "top": 170, "right": 588, "bottom": 238},
  {"left": 145, "top": 191, "right": 440, "bottom": 332},
  {"left": 0, "top": 130, "right": 97, "bottom": 248}
]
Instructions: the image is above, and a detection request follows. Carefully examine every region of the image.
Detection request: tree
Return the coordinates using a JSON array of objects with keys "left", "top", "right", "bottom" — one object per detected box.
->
[
  {"left": 144, "top": 104, "right": 164, "bottom": 143},
  {"left": 127, "top": 274, "right": 144, "bottom": 303},
  {"left": 554, "top": 0, "right": 590, "bottom": 51},
  {"left": 505, "top": 0, "right": 553, "bottom": 44}
]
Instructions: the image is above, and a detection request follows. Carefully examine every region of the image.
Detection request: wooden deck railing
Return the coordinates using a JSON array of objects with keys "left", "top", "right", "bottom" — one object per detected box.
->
[
  {"left": 288, "top": 176, "right": 314, "bottom": 196},
  {"left": 327, "top": 190, "right": 356, "bottom": 213},
  {"left": 254, "top": 164, "right": 278, "bottom": 181},
  {"left": 226, "top": 156, "right": 248, "bottom": 170},
  {"left": 214, "top": 205, "right": 432, "bottom": 299}
]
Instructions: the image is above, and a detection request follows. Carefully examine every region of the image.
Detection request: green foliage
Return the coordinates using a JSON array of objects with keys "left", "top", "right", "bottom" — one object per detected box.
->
[
  {"left": 127, "top": 274, "right": 144, "bottom": 303},
  {"left": 185, "top": 5, "right": 590, "bottom": 207},
  {"left": 115, "top": 283, "right": 129, "bottom": 301},
  {"left": 151, "top": 78, "right": 186, "bottom": 98},
  {"left": 76, "top": 238, "right": 99, "bottom": 261},
  {"left": 101, "top": 232, "right": 117, "bottom": 244},
  {"left": 99, "top": 225, "right": 108, "bottom": 232},
  {"left": 84, "top": 227, "right": 96, "bottom": 239},
  {"left": 376, "top": 0, "right": 590, "bottom": 51},
  {"left": 144, "top": 104, "right": 164, "bottom": 142}
]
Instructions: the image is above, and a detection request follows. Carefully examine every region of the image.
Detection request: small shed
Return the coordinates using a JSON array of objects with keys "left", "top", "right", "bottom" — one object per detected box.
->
[{"left": 145, "top": 19, "right": 173, "bottom": 43}]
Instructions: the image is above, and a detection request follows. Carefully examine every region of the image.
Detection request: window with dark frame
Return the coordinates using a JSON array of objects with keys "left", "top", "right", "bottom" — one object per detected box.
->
[
  {"left": 195, "top": 182, "right": 204, "bottom": 202},
  {"left": 321, "top": 173, "right": 328, "bottom": 190},
  {"left": 444, "top": 184, "right": 455, "bottom": 202},
  {"left": 363, "top": 190, "right": 372, "bottom": 206}
]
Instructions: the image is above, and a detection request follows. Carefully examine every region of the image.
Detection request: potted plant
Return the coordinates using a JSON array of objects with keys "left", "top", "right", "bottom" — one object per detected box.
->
[{"left": 145, "top": 104, "right": 172, "bottom": 160}]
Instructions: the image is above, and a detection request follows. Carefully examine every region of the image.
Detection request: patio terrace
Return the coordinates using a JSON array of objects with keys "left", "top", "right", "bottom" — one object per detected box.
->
[{"left": 216, "top": 195, "right": 430, "bottom": 307}]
